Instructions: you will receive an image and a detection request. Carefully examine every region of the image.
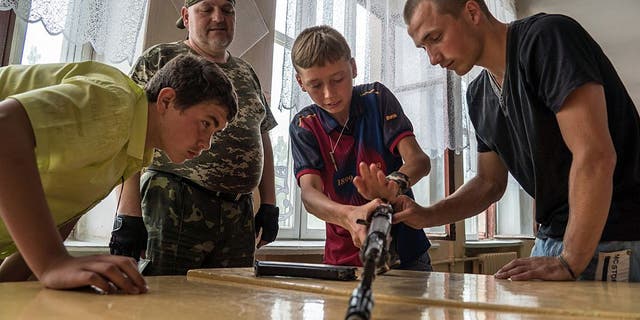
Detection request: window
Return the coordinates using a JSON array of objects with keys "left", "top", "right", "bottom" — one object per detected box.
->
[
  {"left": 0, "top": 10, "right": 17, "bottom": 65},
  {"left": 271, "top": 0, "right": 448, "bottom": 240},
  {"left": 463, "top": 123, "right": 533, "bottom": 240},
  {"left": 8, "top": 13, "right": 85, "bottom": 65},
  {"left": 71, "top": 7, "right": 148, "bottom": 243},
  {"left": 5, "top": 0, "right": 146, "bottom": 72},
  {"left": 462, "top": 0, "right": 535, "bottom": 240},
  {"left": 271, "top": 0, "right": 530, "bottom": 242}
]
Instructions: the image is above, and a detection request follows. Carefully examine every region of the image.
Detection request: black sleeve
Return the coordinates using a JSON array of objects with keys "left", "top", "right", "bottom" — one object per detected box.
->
[
  {"left": 520, "top": 14, "right": 604, "bottom": 113},
  {"left": 466, "top": 74, "right": 493, "bottom": 153},
  {"left": 476, "top": 133, "right": 491, "bottom": 153}
]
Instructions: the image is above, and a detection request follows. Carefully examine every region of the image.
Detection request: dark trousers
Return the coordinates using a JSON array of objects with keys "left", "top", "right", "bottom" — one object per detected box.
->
[{"left": 141, "top": 170, "right": 255, "bottom": 275}]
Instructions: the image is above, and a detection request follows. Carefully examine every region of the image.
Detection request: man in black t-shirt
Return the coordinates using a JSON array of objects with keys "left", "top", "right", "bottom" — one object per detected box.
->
[{"left": 371, "top": 0, "right": 640, "bottom": 281}]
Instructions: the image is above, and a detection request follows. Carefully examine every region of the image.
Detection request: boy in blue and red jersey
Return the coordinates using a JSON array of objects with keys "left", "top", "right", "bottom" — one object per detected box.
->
[{"left": 289, "top": 25, "right": 432, "bottom": 270}]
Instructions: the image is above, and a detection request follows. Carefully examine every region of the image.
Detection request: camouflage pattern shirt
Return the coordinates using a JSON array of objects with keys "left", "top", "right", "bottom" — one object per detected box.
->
[{"left": 130, "top": 41, "right": 277, "bottom": 193}]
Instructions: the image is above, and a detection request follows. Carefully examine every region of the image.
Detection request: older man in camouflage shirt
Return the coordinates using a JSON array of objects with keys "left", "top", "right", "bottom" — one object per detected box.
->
[{"left": 110, "top": 0, "right": 279, "bottom": 275}]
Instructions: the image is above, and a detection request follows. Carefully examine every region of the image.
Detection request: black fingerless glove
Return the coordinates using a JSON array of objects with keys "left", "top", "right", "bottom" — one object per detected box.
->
[
  {"left": 254, "top": 204, "right": 279, "bottom": 243},
  {"left": 109, "top": 215, "right": 148, "bottom": 261}
]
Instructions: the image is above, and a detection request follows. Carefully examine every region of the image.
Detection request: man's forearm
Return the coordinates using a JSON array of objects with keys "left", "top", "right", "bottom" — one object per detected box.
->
[
  {"left": 562, "top": 155, "right": 615, "bottom": 275},
  {"left": 426, "top": 175, "right": 504, "bottom": 227}
]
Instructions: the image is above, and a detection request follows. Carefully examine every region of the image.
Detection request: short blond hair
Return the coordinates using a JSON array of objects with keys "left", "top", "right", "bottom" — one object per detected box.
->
[{"left": 291, "top": 25, "right": 351, "bottom": 71}]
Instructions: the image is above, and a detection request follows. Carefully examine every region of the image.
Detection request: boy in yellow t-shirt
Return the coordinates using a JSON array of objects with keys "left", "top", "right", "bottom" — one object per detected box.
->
[{"left": 0, "top": 54, "right": 237, "bottom": 293}]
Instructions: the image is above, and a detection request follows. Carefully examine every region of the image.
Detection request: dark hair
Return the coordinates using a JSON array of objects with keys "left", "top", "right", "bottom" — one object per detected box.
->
[
  {"left": 403, "top": 0, "right": 491, "bottom": 24},
  {"left": 144, "top": 54, "right": 238, "bottom": 122},
  {"left": 291, "top": 25, "right": 351, "bottom": 71}
]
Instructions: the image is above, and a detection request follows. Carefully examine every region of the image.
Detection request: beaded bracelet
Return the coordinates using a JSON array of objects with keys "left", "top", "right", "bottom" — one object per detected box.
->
[
  {"left": 557, "top": 253, "right": 577, "bottom": 280},
  {"left": 386, "top": 171, "right": 410, "bottom": 196}
]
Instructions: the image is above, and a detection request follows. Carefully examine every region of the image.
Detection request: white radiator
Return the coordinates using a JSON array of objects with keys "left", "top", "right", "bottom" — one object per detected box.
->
[{"left": 473, "top": 252, "right": 517, "bottom": 275}]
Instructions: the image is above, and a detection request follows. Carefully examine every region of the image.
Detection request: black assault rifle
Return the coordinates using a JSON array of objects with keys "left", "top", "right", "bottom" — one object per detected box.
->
[{"left": 345, "top": 202, "right": 393, "bottom": 320}]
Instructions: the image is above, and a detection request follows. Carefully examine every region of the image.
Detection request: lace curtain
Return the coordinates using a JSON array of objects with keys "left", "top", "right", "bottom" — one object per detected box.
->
[
  {"left": 270, "top": 0, "right": 518, "bottom": 237},
  {"left": 275, "top": 0, "right": 514, "bottom": 158},
  {"left": 0, "top": 0, "right": 148, "bottom": 64},
  {"left": 277, "top": 0, "right": 442, "bottom": 157}
]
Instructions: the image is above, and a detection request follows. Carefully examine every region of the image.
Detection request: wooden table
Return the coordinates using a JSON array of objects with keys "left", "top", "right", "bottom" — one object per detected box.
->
[
  {"left": 0, "top": 268, "right": 637, "bottom": 319},
  {"left": 188, "top": 268, "right": 640, "bottom": 319}
]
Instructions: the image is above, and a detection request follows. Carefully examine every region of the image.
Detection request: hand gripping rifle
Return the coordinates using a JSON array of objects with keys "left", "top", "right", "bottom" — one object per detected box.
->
[{"left": 345, "top": 202, "right": 393, "bottom": 320}]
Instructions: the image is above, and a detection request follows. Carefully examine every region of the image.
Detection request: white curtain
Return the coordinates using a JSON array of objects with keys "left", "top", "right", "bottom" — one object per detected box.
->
[
  {"left": 277, "top": 0, "right": 455, "bottom": 158},
  {"left": 271, "top": 0, "right": 454, "bottom": 236},
  {"left": 269, "top": 0, "right": 519, "bottom": 238},
  {"left": 275, "top": 0, "right": 515, "bottom": 158},
  {"left": 0, "top": 0, "right": 147, "bottom": 64}
]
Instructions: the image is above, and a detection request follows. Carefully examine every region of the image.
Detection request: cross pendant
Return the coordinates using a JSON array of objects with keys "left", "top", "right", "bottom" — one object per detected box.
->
[{"left": 329, "top": 151, "right": 338, "bottom": 171}]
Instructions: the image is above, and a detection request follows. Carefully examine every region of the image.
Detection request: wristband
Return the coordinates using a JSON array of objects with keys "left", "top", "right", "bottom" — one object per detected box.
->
[
  {"left": 386, "top": 171, "right": 410, "bottom": 195},
  {"left": 557, "top": 253, "right": 577, "bottom": 280}
]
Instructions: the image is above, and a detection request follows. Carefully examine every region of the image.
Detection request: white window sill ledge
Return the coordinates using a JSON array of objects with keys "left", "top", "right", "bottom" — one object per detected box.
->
[
  {"left": 64, "top": 239, "right": 109, "bottom": 256},
  {"left": 63, "top": 239, "right": 329, "bottom": 256},
  {"left": 65, "top": 239, "right": 442, "bottom": 256},
  {"left": 464, "top": 239, "right": 523, "bottom": 249},
  {"left": 257, "top": 240, "right": 325, "bottom": 255}
]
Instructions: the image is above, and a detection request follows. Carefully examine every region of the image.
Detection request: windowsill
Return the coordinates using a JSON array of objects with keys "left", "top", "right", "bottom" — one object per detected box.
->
[
  {"left": 65, "top": 239, "right": 441, "bottom": 256},
  {"left": 257, "top": 240, "right": 325, "bottom": 255},
  {"left": 64, "top": 239, "right": 109, "bottom": 256},
  {"left": 63, "top": 239, "right": 329, "bottom": 256},
  {"left": 257, "top": 240, "right": 441, "bottom": 255},
  {"left": 464, "top": 239, "right": 523, "bottom": 249}
]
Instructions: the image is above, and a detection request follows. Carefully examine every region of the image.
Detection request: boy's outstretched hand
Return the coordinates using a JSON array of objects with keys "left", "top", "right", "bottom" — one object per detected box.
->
[
  {"left": 39, "top": 254, "right": 147, "bottom": 294},
  {"left": 353, "top": 162, "right": 400, "bottom": 201}
]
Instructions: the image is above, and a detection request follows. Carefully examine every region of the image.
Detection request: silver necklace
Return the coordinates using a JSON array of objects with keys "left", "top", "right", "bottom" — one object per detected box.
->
[
  {"left": 488, "top": 71, "right": 504, "bottom": 107},
  {"left": 329, "top": 117, "right": 349, "bottom": 171}
]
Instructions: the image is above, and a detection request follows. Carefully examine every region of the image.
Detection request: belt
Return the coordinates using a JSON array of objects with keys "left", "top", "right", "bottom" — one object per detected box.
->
[
  {"left": 146, "top": 169, "right": 251, "bottom": 202},
  {"left": 212, "top": 190, "right": 252, "bottom": 202}
]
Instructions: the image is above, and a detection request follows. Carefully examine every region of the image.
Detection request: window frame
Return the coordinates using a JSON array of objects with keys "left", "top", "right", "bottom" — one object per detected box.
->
[
  {"left": 271, "top": 0, "right": 457, "bottom": 241},
  {"left": 0, "top": 9, "right": 15, "bottom": 66}
]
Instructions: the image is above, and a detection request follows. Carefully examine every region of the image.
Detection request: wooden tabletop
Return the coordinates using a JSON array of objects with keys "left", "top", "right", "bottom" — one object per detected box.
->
[
  {"left": 0, "top": 275, "right": 610, "bottom": 320},
  {"left": 188, "top": 268, "right": 640, "bottom": 319},
  {"left": 0, "top": 268, "right": 637, "bottom": 319}
]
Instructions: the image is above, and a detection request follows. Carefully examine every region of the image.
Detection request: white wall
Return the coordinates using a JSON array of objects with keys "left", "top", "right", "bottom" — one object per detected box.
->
[
  {"left": 517, "top": 0, "right": 640, "bottom": 109},
  {"left": 145, "top": 0, "right": 276, "bottom": 93}
]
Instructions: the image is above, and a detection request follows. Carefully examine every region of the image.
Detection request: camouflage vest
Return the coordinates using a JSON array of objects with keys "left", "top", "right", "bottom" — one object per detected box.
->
[{"left": 130, "top": 41, "right": 277, "bottom": 193}]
